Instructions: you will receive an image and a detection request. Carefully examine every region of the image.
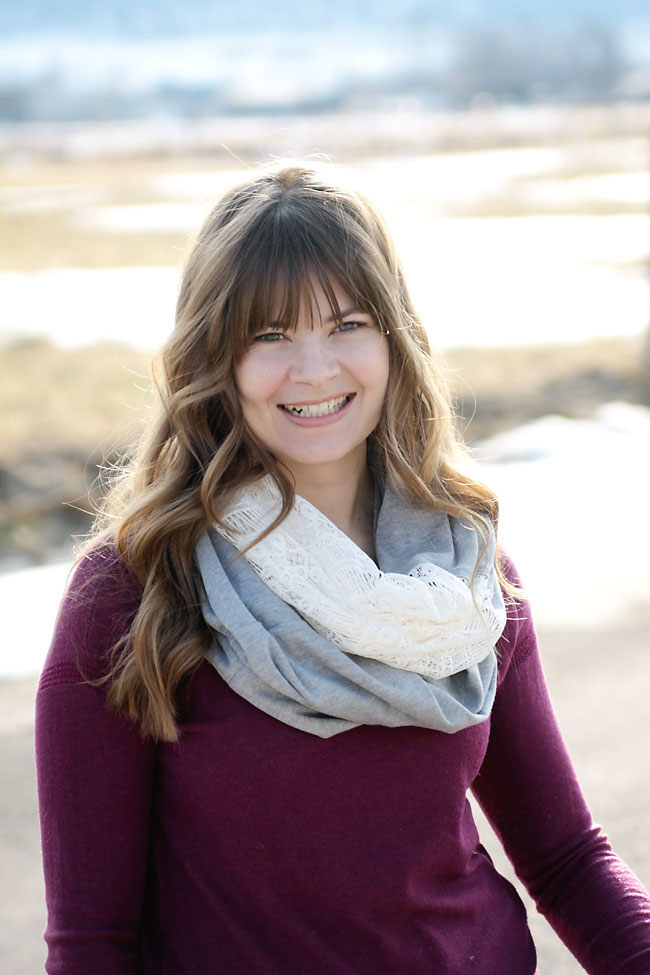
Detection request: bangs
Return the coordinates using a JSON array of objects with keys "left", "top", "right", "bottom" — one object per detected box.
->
[{"left": 224, "top": 204, "right": 382, "bottom": 358}]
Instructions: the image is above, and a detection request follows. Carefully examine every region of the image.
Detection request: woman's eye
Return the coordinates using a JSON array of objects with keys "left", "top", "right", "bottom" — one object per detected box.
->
[
  {"left": 254, "top": 331, "right": 285, "bottom": 343},
  {"left": 335, "top": 320, "right": 365, "bottom": 333}
]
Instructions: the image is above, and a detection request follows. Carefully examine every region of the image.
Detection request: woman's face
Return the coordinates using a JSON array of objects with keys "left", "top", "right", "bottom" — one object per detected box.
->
[{"left": 234, "top": 278, "right": 390, "bottom": 485}]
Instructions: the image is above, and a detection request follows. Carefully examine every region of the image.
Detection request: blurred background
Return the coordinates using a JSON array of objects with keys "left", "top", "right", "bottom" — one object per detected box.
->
[{"left": 1, "top": 2, "right": 650, "bottom": 972}]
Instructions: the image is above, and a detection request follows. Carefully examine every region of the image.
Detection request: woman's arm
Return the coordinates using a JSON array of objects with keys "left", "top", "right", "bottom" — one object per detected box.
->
[
  {"left": 472, "top": 577, "right": 650, "bottom": 974},
  {"left": 35, "top": 549, "right": 155, "bottom": 974}
]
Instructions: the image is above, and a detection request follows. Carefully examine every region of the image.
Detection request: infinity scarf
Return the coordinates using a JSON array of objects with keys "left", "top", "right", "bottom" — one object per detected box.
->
[{"left": 195, "top": 476, "right": 506, "bottom": 737}]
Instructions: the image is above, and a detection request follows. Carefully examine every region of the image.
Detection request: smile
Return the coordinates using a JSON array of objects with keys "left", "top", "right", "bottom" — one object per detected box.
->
[{"left": 280, "top": 395, "right": 351, "bottom": 418}]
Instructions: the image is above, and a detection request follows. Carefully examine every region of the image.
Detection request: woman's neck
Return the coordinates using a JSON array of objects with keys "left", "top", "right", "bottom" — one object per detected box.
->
[{"left": 290, "top": 463, "right": 376, "bottom": 560}]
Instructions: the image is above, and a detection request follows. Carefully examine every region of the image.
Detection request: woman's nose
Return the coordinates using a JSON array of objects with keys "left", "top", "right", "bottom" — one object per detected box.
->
[{"left": 288, "top": 333, "right": 341, "bottom": 384}]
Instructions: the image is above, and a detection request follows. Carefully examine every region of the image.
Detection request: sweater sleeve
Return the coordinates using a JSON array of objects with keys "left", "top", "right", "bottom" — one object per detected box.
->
[
  {"left": 35, "top": 548, "right": 155, "bottom": 974},
  {"left": 472, "top": 561, "right": 650, "bottom": 974}
]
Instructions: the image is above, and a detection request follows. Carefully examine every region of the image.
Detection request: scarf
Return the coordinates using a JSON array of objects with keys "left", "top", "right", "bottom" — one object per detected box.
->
[{"left": 195, "top": 476, "right": 506, "bottom": 738}]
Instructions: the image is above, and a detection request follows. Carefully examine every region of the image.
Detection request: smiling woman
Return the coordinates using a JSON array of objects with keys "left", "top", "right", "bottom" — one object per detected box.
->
[
  {"left": 235, "top": 278, "right": 390, "bottom": 551},
  {"left": 34, "top": 163, "right": 650, "bottom": 974}
]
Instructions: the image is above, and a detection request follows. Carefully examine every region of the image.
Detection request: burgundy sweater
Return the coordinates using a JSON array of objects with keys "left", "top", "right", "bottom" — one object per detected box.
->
[{"left": 35, "top": 548, "right": 650, "bottom": 974}]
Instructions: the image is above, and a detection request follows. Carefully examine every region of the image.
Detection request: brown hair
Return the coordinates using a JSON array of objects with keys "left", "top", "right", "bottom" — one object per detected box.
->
[{"left": 93, "top": 162, "right": 503, "bottom": 741}]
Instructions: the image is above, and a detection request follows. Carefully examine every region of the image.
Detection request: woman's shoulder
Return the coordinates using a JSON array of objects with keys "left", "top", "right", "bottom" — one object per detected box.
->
[
  {"left": 69, "top": 538, "right": 143, "bottom": 602},
  {"left": 65, "top": 538, "right": 144, "bottom": 620},
  {"left": 40, "top": 539, "right": 144, "bottom": 685}
]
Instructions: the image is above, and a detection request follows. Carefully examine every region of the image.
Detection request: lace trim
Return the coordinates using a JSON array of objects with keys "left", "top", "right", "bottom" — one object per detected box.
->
[{"left": 217, "top": 477, "right": 506, "bottom": 681}]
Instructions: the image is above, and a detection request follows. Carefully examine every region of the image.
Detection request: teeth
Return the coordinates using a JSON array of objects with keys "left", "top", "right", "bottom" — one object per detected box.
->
[{"left": 283, "top": 395, "right": 349, "bottom": 417}]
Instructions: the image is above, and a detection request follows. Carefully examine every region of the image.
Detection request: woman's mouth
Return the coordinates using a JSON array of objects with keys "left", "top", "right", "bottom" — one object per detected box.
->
[{"left": 280, "top": 394, "right": 352, "bottom": 418}]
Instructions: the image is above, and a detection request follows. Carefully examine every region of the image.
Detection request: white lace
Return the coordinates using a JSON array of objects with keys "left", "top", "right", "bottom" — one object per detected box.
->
[{"left": 217, "top": 477, "right": 505, "bottom": 680}]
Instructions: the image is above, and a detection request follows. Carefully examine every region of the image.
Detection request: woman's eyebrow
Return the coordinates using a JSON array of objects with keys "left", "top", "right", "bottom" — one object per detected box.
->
[{"left": 324, "top": 305, "right": 364, "bottom": 322}]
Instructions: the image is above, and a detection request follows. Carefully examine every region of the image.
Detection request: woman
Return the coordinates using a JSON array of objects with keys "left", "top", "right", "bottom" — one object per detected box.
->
[{"left": 36, "top": 164, "right": 650, "bottom": 973}]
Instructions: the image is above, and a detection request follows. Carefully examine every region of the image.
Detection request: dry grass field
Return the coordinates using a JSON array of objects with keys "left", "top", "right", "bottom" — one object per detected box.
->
[{"left": 2, "top": 104, "right": 649, "bottom": 272}]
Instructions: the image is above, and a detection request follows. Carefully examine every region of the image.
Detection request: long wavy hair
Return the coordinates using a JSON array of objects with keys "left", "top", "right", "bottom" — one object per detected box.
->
[{"left": 92, "top": 162, "right": 504, "bottom": 741}]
